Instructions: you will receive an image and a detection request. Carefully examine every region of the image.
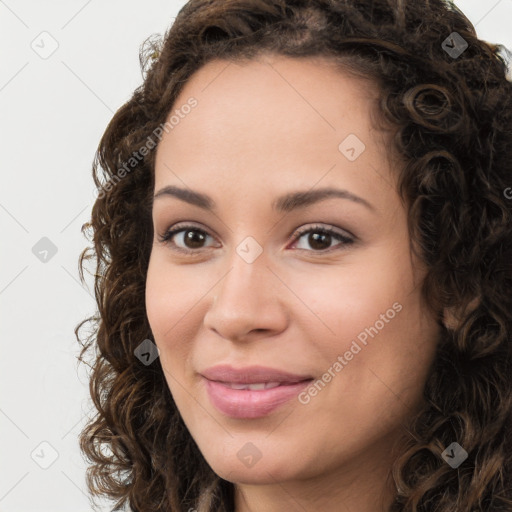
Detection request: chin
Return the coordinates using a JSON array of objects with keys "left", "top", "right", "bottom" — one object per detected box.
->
[{"left": 212, "top": 463, "right": 293, "bottom": 485}]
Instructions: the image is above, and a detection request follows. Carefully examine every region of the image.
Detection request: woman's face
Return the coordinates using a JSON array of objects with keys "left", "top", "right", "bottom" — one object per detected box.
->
[{"left": 146, "top": 55, "right": 441, "bottom": 489}]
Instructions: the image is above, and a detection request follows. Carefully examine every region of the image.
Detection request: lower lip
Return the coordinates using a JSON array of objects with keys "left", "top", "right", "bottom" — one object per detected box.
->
[{"left": 203, "top": 377, "right": 313, "bottom": 419}]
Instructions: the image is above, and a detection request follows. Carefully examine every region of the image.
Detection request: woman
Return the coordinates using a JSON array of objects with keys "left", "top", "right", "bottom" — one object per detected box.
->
[{"left": 76, "top": 0, "right": 512, "bottom": 510}]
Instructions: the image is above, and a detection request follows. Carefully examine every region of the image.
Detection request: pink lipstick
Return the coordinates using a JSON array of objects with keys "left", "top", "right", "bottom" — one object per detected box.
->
[{"left": 201, "top": 365, "right": 314, "bottom": 419}]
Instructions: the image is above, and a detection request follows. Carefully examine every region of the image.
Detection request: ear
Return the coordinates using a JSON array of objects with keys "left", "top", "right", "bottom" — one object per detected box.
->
[{"left": 442, "top": 296, "right": 480, "bottom": 330}]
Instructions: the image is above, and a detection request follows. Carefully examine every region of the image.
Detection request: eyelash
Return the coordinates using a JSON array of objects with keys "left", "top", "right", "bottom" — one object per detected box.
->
[{"left": 157, "top": 223, "right": 354, "bottom": 255}]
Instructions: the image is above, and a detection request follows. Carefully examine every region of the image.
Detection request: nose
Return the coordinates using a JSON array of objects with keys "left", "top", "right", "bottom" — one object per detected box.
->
[{"left": 203, "top": 253, "right": 288, "bottom": 342}]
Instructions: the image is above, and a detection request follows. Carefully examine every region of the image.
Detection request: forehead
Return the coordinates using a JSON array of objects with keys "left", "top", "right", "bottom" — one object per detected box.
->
[
  {"left": 165, "top": 54, "right": 380, "bottom": 132},
  {"left": 154, "top": 55, "right": 394, "bottom": 202}
]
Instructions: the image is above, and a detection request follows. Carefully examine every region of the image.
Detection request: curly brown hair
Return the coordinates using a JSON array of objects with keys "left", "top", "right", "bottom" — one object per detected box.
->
[{"left": 75, "top": 0, "right": 512, "bottom": 510}]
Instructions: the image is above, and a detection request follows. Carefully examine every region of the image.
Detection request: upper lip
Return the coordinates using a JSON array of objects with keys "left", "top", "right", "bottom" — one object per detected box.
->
[{"left": 201, "top": 364, "right": 314, "bottom": 384}]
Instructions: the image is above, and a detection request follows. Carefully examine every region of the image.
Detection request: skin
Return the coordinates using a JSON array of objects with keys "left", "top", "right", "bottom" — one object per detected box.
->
[{"left": 145, "top": 54, "right": 441, "bottom": 512}]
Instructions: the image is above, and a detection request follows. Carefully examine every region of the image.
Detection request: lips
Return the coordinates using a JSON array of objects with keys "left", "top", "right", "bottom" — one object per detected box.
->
[
  {"left": 222, "top": 381, "right": 282, "bottom": 390},
  {"left": 200, "top": 365, "right": 314, "bottom": 418},
  {"left": 200, "top": 364, "right": 313, "bottom": 385}
]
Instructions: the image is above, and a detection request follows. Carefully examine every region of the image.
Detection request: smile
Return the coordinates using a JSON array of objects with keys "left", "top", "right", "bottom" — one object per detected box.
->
[{"left": 202, "top": 377, "right": 313, "bottom": 419}]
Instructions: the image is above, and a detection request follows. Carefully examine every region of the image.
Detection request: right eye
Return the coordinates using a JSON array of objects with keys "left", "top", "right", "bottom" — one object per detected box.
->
[{"left": 157, "top": 224, "right": 219, "bottom": 254}]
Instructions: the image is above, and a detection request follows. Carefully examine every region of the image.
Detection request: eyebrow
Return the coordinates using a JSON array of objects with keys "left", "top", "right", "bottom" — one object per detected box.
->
[{"left": 153, "top": 185, "right": 375, "bottom": 213}]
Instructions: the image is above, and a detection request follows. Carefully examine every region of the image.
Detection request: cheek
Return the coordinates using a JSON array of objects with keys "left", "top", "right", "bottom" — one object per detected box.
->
[
  {"left": 286, "top": 253, "right": 406, "bottom": 344},
  {"left": 288, "top": 247, "right": 437, "bottom": 404},
  {"left": 145, "top": 253, "right": 202, "bottom": 339},
  {"left": 145, "top": 259, "right": 170, "bottom": 340},
  {"left": 145, "top": 254, "right": 216, "bottom": 391}
]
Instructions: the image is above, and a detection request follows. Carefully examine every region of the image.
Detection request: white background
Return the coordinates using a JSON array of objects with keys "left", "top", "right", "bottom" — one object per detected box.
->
[{"left": 1, "top": 1, "right": 511, "bottom": 511}]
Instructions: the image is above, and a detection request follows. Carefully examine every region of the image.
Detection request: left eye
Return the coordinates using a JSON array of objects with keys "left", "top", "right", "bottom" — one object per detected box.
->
[
  {"left": 158, "top": 223, "right": 354, "bottom": 254},
  {"left": 290, "top": 224, "right": 354, "bottom": 252}
]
